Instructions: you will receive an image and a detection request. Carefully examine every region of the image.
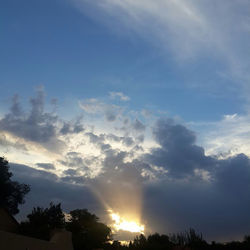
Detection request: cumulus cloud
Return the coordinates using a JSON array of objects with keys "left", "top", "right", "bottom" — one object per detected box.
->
[
  {"left": 0, "top": 89, "right": 87, "bottom": 154},
  {"left": 0, "top": 89, "right": 65, "bottom": 152},
  {"left": 0, "top": 90, "right": 56, "bottom": 143},
  {"left": 144, "top": 119, "right": 214, "bottom": 178}
]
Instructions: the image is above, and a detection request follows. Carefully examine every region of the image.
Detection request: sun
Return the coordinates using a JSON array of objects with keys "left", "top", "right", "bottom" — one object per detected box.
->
[{"left": 108, "top": 210, "right": 145, "bottom": 234}]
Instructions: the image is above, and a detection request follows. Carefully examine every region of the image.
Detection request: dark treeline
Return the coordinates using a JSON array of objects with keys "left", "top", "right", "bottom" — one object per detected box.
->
[
  {"left": 113, "top": 230, "right": 250, "bottom": 250},
  {"left": 16, "top": 203, "right": 250, "bottom": 250},
  {"left": 1, "top": 156, "right": 250, "bottom": 250}
]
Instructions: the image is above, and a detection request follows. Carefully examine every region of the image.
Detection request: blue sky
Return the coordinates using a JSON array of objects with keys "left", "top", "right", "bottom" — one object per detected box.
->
[
  {"left": 1, "top": 0, "right": 250, "bottom": 242},
  {"left": 1, "top": 0, "right": 246, "bottom": 121}
]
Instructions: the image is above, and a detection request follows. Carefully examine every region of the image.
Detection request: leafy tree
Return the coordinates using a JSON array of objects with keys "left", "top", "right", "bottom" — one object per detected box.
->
[
  {"left": 19, "top": 202, "right": 65, "bottom": 240},
  {"left": 0, "top": 156, "right": 30, "bottom": 214},
  {"left": 66, "top": 209, "right": 111, "bottom": 250}
]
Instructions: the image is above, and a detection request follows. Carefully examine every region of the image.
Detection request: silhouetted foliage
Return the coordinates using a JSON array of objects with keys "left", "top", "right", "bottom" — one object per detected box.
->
[
  {"left": 0, "top": 156, "right": 30, "bottom": 214},
  {"left": 14, "top": 202, "right": 250, "bottom": 250},
  {"left": 170, "top": 228, "right": 207, "bottom": 249},
  {"left": 66, "top": 208, "right": 112, "bottom": 250},
  {"left": 126, "top": 233, "right": 173, "bottom": 250},
  {"left": 19, "top": 202, "right": 65, "bottom": 240},
  {"left": 122, "top": 230, "right": 250, "bottom": 250}
]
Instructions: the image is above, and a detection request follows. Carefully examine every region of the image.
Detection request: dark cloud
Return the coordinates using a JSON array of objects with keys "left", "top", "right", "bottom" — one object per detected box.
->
[
  {"left": 61, "top": 175, "right": 86, "bottom": 185},
  {"left": 86, "top": 132, "right": 105, "bottom": 144},
  {"left": 11, "top": 163, "right": 59, "bottom": 182},
  {"left": 143, "top": 169, "right": 250, "bottom": 241},
  {"left": 132, "top": 119, "right": 145, "bottom": 132},
  {"left": 136, "top": 135, "right": 144, "bottom": 143},
  {"left": 62, "top": 168, "right": 88, "bottom": 184},
  {"left": 105, "top": 110, "right": 117, "bottom": 122},
  {"left": 0, "top": 89, "right": 65, "bottom": 152},
  {"left": 140, "top": 119, "right": 250, "bottom": 241},
  {"left": 63, "top": 168, "right": 78, "bottom": 176},
  {"left": 60, "top": 120, "right": 84, "bottom": 135},
  {"left": 102, "top": 148, "right": 128, "bottom": 170},
  {"left": 1, "top": 90, "right": 56, "bottom": 143},
  {"left": 9, "top": 163, "right": 100, "bottom": 221},
  {"left": 36, "top": 163, "right": 55, "bottom": 170},
  {"left": 0, "top": 90, "right": 85, "bottom": 152},
  {"left": 59, "top": 152, "right": 94, "bottom": 179},
  {"left": 60, "top": 123, "right": 71, "bottom": 135},
  {"left": 122, "top": 136, "right": 134, "bottom": 147},
  {"left": 86, "top": 132, "right": 135, "bottom": 149},
  {"left": 144, "top": 119, "right": 214, "bottom": 178},
  {"left": 59, "top": 152, "right": 85, "bottom": 168},
  {"left": 214, "top": 153, "right": 250, "bottom": 195},
  {"left": 105, "top": 134, "right": 134, "bottom": 146}
]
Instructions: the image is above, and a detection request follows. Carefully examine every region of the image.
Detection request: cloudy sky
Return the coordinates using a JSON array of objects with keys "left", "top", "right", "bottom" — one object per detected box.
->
[{"left": 1, "top": 0, "right": 250, "bottom": 242}]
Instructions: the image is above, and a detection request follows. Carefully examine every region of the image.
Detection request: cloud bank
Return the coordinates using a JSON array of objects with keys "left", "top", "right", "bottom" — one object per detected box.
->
[{"left": 1, "top": 90, "right": 250, "bottom": 241}]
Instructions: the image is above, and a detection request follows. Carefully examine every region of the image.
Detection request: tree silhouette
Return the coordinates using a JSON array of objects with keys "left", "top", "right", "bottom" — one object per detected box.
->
[
  {"left": 19, "top": 202, "right": 65, "bottom": 240},
  {"left": 66, "top": 209, "right": 111, "bottom": 250},
  {"left": 0, "top": 156, "right": 30, "bottom": 214},
  {"left": 147, "top": 233, "right": 173, "bottom": 250}
]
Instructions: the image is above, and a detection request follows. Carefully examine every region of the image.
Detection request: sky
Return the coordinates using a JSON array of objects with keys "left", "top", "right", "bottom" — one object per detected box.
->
[{"left": 1, "top": 0, "right": 250, "bottom": 242}]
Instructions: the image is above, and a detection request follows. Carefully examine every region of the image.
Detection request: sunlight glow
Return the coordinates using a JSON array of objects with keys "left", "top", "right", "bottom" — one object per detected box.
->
[{"left": 108, "top": 210, "right": 145, "bottom": 234}]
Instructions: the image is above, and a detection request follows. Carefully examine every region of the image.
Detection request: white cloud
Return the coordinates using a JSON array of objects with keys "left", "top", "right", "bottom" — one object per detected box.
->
[
  {"left": 109, "top": 91, "right": 130, "bottom": 101},
  {"left": 195, "top": 113, "right": 250, "bottom": 158}
]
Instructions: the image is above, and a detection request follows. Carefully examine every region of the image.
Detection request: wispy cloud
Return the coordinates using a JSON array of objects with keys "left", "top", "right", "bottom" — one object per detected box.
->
[
  {"left": 72, "top": 0, "right": 250, "bottom": 96},
  {"left": 79, "top": 98, "right": 123, "bottom": 122},
  {"left": 199, "top": 113, "right": 250, "bottom": 157}
]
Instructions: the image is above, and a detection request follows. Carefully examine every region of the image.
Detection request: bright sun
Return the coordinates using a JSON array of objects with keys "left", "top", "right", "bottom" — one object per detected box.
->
[{"left": 108, "top": 210, "right": 145, "bottom": 234}]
